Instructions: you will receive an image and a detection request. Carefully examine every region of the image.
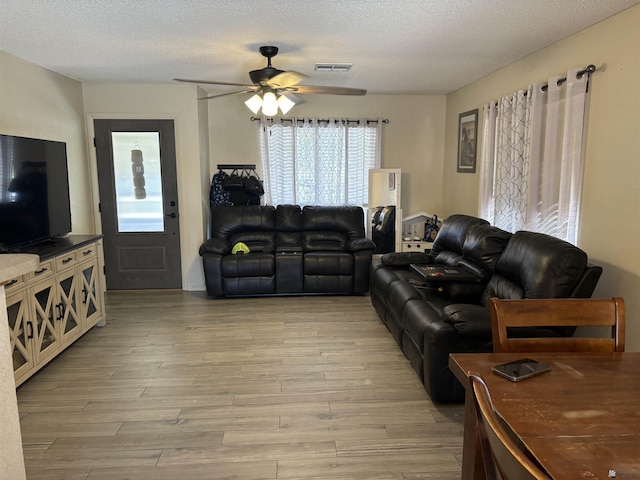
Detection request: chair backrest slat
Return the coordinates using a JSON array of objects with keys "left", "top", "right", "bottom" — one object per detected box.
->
[{"left": 490, "top": 297, "right": 625, "bottom": 353}]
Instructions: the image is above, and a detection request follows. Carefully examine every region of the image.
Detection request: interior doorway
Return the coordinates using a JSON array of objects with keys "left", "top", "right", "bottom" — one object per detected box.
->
[{"left": 94, "top": 119, "right": 182, "bottom": 290}]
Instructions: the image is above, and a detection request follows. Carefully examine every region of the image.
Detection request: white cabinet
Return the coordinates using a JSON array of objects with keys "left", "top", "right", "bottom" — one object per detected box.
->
[
  {"left": 5, "top": 236, "right": 105, "bottom": 387},
  {"left": 401, "top": 212, "right": 440, "bottom": 252},
  {"left": 401, "top": 241, "right": 431, "bottom": 253}
]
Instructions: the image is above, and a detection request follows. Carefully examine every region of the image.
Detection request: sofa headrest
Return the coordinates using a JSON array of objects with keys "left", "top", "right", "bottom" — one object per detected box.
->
[
  {"left": 276, "top": 204, "right": 302, "bottom": 231},
  {"left": 302, "top": 206, "right": 365, "bottom": 239},
  {"left": 460, "top": 224, "right": 512, "bottom": 275},
  {"left": 430, "top": 215, "right": 489, "bottom": 264},
  {"left": 489, "top": 230, "right": 588, "bottom": 299},
  {"left": 211, "top": 205, "right": 276, "bottom": 238}
]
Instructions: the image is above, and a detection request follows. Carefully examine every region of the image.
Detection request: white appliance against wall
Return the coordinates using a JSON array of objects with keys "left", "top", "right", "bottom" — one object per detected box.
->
[{"left": 367, "top": 168, "right": 402, "bottom": 252}]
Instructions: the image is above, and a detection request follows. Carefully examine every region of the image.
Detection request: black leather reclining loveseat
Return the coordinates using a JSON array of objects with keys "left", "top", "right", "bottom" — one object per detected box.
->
[
  {"left": 200, "top": 204, "right": 375, "bottom": 297},
  {"left": 370, "top": 214, "right": 603, "bottom": 403}
]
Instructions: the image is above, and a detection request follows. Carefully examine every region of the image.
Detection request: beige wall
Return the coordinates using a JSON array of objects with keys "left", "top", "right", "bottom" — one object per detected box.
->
[
  {"left": 208, "top": 93, "right": 447, "bottom": 218},
  {"left": 0, "top": 51, "right": 93, "bottom": 235},
  {"left": 197, "top": 87, "right": 211, "bottom": 239},
  {"left": 443, "top": 5, "right": 640, "bottom": 351},
  {"left": 82, "top": 83, "right": 209, "bottom": 291}
]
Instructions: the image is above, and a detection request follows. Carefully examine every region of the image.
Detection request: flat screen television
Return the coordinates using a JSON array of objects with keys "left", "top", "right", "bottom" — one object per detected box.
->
[{"left": 0, "top": 134, "right": 72, "bottom": 251}]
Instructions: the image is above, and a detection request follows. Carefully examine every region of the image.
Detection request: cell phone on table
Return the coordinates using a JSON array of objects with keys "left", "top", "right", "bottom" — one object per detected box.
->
[{"left": 491, "top": 358, "right": 551, "bottom": 382}]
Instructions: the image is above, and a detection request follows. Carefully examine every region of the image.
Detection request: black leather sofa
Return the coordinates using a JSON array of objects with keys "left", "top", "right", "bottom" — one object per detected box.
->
[
  {"left": 200, "top": 204, "right": 375, "bottom": 297},
  {"left": 370, "top": 214, "right": 603, "bottom": 403}
]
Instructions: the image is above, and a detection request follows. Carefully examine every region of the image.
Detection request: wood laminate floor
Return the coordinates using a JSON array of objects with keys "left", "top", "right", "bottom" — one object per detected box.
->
[{"left": 16, "top": 291, "right": 464, "bottom": 480}]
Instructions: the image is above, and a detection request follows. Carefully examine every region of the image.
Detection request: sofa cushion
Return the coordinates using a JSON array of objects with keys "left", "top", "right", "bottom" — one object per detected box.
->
[
  {"left": 403, "top": 298, "right": 440, "bottom": 351},
  {"left": 304, "top": 252, "right": 353, "bottom": 275}
]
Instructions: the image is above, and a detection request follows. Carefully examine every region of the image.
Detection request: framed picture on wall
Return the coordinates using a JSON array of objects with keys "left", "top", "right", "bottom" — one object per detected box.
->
[{"left": 457, "top": 109, "right": 478, "bottom": 173}]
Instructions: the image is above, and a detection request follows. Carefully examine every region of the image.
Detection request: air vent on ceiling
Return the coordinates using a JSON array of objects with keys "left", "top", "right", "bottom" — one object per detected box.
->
[{"left": 314, "top": 63, "right": 353, "bottom": 73}]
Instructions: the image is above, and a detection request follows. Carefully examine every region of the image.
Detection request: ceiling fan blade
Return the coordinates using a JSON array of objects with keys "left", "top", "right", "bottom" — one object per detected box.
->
[
  {"left": 266, "top": 71, "right": 307, "bottom": 88},
  {"left": 175, "top": 78, "right": 255, "bottom": 88},
  {"left": 290, "top": 85, "right": 367, "bottom": 96},
  {"left": 199, "top": 89, "right": 256, "bottom": 100}
]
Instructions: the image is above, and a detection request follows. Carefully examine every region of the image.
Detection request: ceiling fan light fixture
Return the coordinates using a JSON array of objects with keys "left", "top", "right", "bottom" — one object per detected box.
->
[
  {"left": 261, "top": 91, "right": 278, "bottom": 116},
  {"left": 277, "top": 93, "right": 297, "bottom": 115},
  {"left": 244, "top": 94, "right": 262, "bottom": 114}
]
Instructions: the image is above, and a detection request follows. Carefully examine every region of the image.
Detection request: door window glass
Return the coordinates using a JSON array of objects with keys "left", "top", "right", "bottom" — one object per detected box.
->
[{"left": 111, "top": 132, "right": 164, "bottom": 232}]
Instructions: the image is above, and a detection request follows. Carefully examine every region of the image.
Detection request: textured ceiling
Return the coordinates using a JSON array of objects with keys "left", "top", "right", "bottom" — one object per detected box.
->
[{"left": 1, "top": 0, "right": 638, "bottom": 95}]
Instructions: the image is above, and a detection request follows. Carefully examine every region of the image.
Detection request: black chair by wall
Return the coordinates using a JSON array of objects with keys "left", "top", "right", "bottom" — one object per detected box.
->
[{"left": 372, "top": 205, "right": 396, "bottom": 253}]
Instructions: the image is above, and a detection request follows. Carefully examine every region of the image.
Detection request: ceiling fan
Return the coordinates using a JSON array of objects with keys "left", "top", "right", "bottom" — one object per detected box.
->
[{"left": 174, "top": 46, "right": 366, "bottom": 115}]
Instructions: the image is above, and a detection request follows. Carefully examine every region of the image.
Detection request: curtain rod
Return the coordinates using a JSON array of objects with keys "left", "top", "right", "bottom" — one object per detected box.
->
[
  {"left": 492, "top": 64, "right": 598, "bottom": 105},
  {"left": 540, "top": 64, "right": 596, "bottom": 92},
  {"left": 251, "top": 117, "right": 389, "bottom": 124},
  {"left": 216, "top": 164, "right": 256, "bottom": 170}
]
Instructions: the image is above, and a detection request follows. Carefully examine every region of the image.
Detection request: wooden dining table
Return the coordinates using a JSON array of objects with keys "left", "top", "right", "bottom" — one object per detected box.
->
[{"left": 449, "top": 352, "right": 640, "bottom": 480}]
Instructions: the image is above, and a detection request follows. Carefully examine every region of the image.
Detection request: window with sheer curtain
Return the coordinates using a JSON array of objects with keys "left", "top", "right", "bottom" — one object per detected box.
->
[
  {"left": 258, "top": 118, "right": 382, "bottom": 207},
  {"left": 478, "top": 67, "right": 591, "bottom": 244}
]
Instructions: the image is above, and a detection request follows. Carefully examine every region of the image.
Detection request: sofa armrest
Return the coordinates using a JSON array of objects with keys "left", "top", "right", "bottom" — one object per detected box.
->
[
  {"left": 199, "top": 238, "right": 230, "bottom": 256},
  {"left": 348, "top": 238, "right": 376, "bottom": 252},
  {"left": 569, "top": 264, "right": 603, "bottom": 298},
  {"left": 442, "top": 303, "right": 492, "bottom": 340},
  {"left": 380, "top": 251, "right": 432, "bottom": 267}
]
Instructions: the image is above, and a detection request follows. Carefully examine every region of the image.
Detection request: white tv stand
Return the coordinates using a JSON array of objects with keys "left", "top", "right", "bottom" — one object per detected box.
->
[{"left": 4, "top": 235, "right": 106, "bottom": 387}]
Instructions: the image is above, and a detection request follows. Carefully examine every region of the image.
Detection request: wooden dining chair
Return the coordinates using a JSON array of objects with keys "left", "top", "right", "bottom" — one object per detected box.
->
[
  {"left": 469, "top": 373, "right": 551, "bottom": 480},
  {"left": 489, "top": 297, "right": 625, "bottom": 353}
]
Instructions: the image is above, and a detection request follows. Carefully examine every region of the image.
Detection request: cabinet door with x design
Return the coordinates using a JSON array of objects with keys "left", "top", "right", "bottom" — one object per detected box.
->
[
  {"left": 4, "top": 237, "right": 106, "bottom": 387},
  {"left": 56, "top": 263, "right": 82, "bottom": 345}
]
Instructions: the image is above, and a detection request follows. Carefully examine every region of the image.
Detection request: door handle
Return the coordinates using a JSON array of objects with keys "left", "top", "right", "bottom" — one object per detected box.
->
[{"left": 165, "top": 212, "right": 177, "bottom": 219}]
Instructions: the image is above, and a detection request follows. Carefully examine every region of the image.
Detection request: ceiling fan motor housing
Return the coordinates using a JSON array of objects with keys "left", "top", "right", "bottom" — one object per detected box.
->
[
  {"left": 249, "top": 66, "right": 285, "bottom": 84},
  {"left": 250, "top": 45, "right": 285, "bottom": 84}
]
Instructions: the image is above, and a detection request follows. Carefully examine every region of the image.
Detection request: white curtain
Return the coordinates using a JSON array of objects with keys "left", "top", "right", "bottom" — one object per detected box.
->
[
  {"left": 259, "top": 118, "right": 382, "bottom": 207},
  {"left": 478, "top": 68, "right": 589, "bottom": 244}
]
